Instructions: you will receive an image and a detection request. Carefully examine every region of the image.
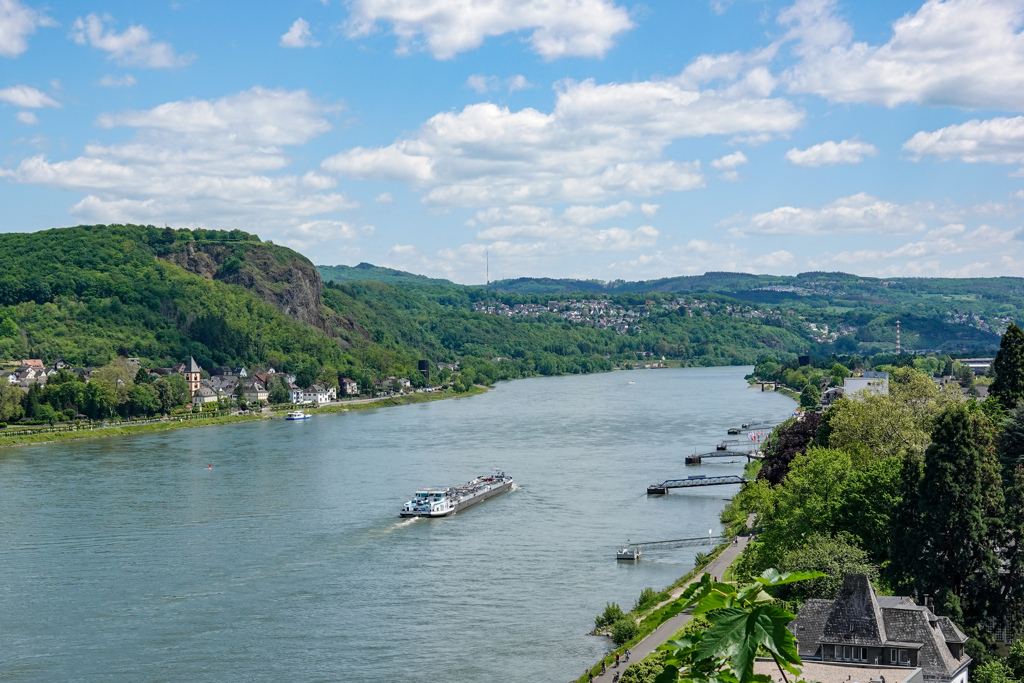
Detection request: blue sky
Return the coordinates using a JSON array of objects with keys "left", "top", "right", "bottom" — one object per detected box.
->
[{"left": 2, "top": 0, "right": 1024, "bottom": 283}]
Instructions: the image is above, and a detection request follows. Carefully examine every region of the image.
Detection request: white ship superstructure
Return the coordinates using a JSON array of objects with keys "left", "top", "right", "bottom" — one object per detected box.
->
[{"left": 400, "top": 469, "right": 513, "bottom": 517}]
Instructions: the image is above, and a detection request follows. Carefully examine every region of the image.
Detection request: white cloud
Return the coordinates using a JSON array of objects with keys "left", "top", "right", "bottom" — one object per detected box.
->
[
  {"left": 99, "top": 74, "right": 136, "bottom": 88},
  {"left": 562, "top": 201, "right": 636, "bottom": 225},
  {"left": 281, "top": 18, "right": 320, "bottom": 48},
  {"left": 71, "top": 14, "right": 194, "bottom": 68},
  {"left": 710, "top": 151, "right": 748, "bottom": 170},
  {"left": 711, "top": 150, "right": 748, "bottom": 180},
  {"left": 826, "top": 224, "right": 1017, "bottom": 272},
  {"left": 903, "top": 117, "right": 1024, "bottom": 164},
  {"left": 322, "top": 72, "right": 803, "bottom": 207},
  {"left": 375, "top": 192, "right": 393, "bottom": 203},
  {"left": 730, "top": 192, "right": 933, "bottom": 236},
  {"left": 344, "top": 0, "right": 634, "bottom": 60},
  {"left": 0, "top": 0, "right": 55, "bottom": 58},
  {"left": 782, "top": 0, "right": 1024, "bottom": 110},
  {"left": 3, "top": 88, "right": 355, "bottom": 235},
  {"left": 640, "top": 203, "right": 660, "bottom": 217},
  {"left": 507, "top": 75, "right": 531, "bottom": 92},
  {"left": 466, "top": 74, "right": 498, "bottom": 93},
  {"left": 16, "top": 110, "right": 37, "bottom": 125},
  {"left": 0, "top": 84, "right": 58, "bottom": 108},
  {"left": 785, "top": 138, "right": 878, "bottom": 167}
]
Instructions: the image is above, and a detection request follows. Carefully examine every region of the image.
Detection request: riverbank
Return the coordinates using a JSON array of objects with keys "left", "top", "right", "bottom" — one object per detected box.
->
[
  {"left": 577, "top": 537, "right": 749, "bottom": 683},
  {"left": 0, "top": 386, "right": 488, "bottom": 449}
]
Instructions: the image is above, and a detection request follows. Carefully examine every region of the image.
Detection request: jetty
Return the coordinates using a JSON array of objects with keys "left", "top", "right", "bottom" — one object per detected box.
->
[
  {"left": 647, "top": 474, "right": 747, "bottom": 494},
  {"left": 619, "top": 535, "right": 729, "bottom": 553}
]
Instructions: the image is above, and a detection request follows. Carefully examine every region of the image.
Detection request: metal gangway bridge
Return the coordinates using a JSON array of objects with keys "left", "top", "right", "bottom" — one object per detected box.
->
[
  {"left": 622, "top": 535, "right": 729, "bottom": 552},
  {"left": 647, "top": 474, "right": 747, "bottom": 494}
]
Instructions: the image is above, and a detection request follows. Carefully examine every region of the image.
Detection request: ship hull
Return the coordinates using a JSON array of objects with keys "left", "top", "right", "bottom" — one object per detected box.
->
[{"left": 399, "top": 477, "right": 513, "bottom": 517}]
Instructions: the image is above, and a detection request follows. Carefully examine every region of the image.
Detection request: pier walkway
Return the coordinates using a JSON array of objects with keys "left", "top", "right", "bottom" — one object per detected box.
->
[
  {"left": 587, "top": 535, "right": 751, "bottom": 682},
  {"left": 647, "top": 475, "right": 746, "bottom": 494},
  {"left": 622, "top": 535, "right": 729, "bottom": 552}
]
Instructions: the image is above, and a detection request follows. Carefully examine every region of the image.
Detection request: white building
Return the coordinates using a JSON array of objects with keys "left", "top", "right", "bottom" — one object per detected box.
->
[{"left": 844, "top": 371, "right": 889, "bottom": 399}]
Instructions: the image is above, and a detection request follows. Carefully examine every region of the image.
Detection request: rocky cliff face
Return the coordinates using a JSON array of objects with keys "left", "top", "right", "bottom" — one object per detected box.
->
[{"left": 161, "top": 241, "right": 367, "bottom": 344}]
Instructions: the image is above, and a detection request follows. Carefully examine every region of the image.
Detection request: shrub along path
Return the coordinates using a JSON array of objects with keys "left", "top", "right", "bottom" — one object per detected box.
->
[{"left": 588, "top": 535, "right": 750, "bottom": 682}]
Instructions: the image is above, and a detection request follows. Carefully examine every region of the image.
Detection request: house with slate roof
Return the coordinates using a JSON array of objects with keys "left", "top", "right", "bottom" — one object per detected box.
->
[
  {"left": 191, "top": 386, "right": 218, "bottom": 407},
  {"left": 792, "top": 575, "right": 970, "bottom": 683}
]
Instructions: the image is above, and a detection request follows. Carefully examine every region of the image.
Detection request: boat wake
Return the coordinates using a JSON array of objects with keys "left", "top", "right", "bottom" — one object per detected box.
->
[{"left": 384, "top": 517, "right": 422, "bottom": 533}]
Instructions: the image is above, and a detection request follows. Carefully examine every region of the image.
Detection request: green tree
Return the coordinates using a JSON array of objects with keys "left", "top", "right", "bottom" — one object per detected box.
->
[
  {"left": 0, "top": 379, "right": 25, "bottom": 422},
  {"left": 992, "top": 323, "right": 1024, "bottom": 410},
  {"left": 0, "top": 316, "right": 17, "bottom": 337},
  {"left": 127, "top": 383, "right": 160, "bottom": 416},
  {"left": 973, "top": 660, "right": 1017, "bottom": 683},
  {"left": 36, "top": 403, "right": 59, "bottom": 425},
  {"left": 268, "top": 376, "right": 290, "bottom": 404},
  {"left": 1007, "top": 639, "right": 1024, "bottom": 680},
  {"left": 1002, "top": 469, "right": 1024, "bottom": 637},
  {"left": 999, "top": 405, "right": 1024, "bottom": 477},
  {"left": 134, "top": 367, "right": 153, "bottom": 385},
  {"left": 295, "top": 362, "right": 318, "bottom": 389},
  {"left": 777, "top": 533, "right": 879, "bottom": 601},
  {"left": 84, "top": 381, "right": 118, "bottom": 419},
  {"left": 799, "top": 384, "right": 820, "bottom": 408},
  {"left": 899, "top": 406, "right": 1004, "bottom": 621},
  {"left": 825, "top": 366, "right": 962, "bottom": 461}
]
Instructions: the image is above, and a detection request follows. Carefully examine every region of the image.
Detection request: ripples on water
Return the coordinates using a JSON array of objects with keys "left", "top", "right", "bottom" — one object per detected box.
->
[{"left": 0, "top": 366, "right": 793, "bottom": 682}]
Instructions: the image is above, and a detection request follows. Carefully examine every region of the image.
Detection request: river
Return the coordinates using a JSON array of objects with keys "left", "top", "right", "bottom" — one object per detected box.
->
[{"left": 0, "top": 366, "right": 794, "bottom": 682}]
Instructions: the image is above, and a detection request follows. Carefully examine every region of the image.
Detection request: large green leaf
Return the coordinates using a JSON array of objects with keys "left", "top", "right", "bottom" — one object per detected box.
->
[
  {"left": 754, "top": 568, "right": 827, "bottom": 587},
  {"left": 695, "top": 604, "right": 802, "bottom": 683}
]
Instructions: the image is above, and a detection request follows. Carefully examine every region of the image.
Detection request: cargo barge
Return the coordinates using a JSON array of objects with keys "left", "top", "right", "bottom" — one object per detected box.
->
[{"left": 399, "top": 469, "right": 513, "bottom": 517}]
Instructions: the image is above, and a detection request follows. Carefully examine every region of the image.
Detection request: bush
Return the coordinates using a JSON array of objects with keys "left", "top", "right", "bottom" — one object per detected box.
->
[
  {"left": 595, "top": 602, "right": 626, "bottom": 629},
  {"left": 634, "top": 587, "right": 662, "bottom": 612},
  {"left": 620, "top": 649, "right": 666, "bottom": 683},
  {"left": 611, "top": 616, "right": 640, "bottom": 645},
  {"left": 0, "top": 422, "right": 6, "bottom": 429},
  {"left": 693, "top": 551, "right": 709, "bottom": 568},
  {"left": 973, "top": 660, "right": 1016, "bottom": 683}
]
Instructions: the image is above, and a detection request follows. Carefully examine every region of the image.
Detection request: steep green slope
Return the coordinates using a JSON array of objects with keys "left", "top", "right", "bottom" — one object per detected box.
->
[{"left": 0, "top": 225, "right": 361, "bottom": 374}]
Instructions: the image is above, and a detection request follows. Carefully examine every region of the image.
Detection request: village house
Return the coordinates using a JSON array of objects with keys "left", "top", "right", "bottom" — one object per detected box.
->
[
  {"left": 844, "top": 371, "right": 889, "bottom": 399},
  {"left": 791, "top": 574, "right": 970, "bottom": 683},
  {"left": 191, "top": 386, "right": 218, "bottom": 407},
  {"left": 242, "top": 378, "right": 268, "bottom": 403},
  {"left": 302, "top": 384, "right": 336, "bottom": 405},
  {"left": 340, "top": 378, "right": 359, "bottom": 396},
  {"left": 288, "top": 382, "right": 304, "bottom": 404}
]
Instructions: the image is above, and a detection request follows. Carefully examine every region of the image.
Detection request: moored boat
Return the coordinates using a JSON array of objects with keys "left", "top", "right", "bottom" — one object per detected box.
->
[
  {"left": 399, "top": 469, "right": 513, "bottom": 517},
  {"left": 285, "top": 410, "right": 311, "bottom": 420}
]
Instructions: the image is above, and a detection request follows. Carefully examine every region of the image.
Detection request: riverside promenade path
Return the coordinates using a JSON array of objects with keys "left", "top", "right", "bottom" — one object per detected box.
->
[{"left": 589, "top": 535, "right": 750, "bottom": 682}]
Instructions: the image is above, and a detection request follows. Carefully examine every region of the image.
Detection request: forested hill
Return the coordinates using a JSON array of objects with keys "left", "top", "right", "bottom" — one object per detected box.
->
[{"left": 0, "top": 225, "right": 1006, "bottom": 393}]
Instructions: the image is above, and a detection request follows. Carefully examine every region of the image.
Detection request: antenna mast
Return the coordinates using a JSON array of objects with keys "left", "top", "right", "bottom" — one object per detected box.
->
[
  {"left": 896, "top": 319, "right": 901, "bottom": 355},
  {"left": 486, "top": 250, "right": 489, "bottom": 285}
]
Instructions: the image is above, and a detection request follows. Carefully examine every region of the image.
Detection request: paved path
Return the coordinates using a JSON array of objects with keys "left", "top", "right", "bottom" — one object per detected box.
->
[{"left": 588, "top": 536, "right": 750, "bottom": 682}]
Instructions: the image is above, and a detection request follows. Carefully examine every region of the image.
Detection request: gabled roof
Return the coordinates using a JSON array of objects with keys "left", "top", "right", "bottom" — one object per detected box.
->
[
  {"left": 186, "top": 356, "right": 202, "bottom": 373},
  {"left": 821, "top": 574, "right": 888, "bottom": 646},
  {"left": 792, "top": 599, "right": 832, "bottom": 657}
]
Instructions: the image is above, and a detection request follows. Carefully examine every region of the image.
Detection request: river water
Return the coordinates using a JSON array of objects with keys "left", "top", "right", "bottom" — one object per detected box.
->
[{"left": 0, "top": 366, "right": 793, "bottom": 682}]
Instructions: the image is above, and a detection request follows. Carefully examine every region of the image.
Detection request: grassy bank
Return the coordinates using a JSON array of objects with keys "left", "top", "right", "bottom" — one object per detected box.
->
[
  {"left": 0, "top": 386, "right": 488, "bottom": 449},
  {"left": 575, "top": 542, "right": 731, "bottom": 683}
]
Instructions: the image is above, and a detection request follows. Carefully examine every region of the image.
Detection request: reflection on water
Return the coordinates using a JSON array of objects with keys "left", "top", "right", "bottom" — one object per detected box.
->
[{"left": 0, "top": 366, "right": 793, "bottom": 682}]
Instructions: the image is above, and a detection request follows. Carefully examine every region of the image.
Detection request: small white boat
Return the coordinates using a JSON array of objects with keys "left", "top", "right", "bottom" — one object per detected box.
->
[
  {"left": 628, "top": 381, "right": 635, "bottom": 385},
  {"left": 285, "top": 410, "right": 311, "bottom": 421},
  {"left": 617, "top": 542, "right": 641, "bottom": 561}
]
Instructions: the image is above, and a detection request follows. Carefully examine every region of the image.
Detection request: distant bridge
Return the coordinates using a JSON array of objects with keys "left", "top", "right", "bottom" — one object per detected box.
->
[
  {"left": 647, "top": 474, "right": 747, "bottom": 494},
  {"left": 685, "top": 450, "right": 763, "bottom": 464}
]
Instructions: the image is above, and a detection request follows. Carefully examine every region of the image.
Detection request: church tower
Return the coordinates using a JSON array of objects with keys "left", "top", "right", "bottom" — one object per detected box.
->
[{"left": 184, "top": 356, "right": 202, "bottom": 397}]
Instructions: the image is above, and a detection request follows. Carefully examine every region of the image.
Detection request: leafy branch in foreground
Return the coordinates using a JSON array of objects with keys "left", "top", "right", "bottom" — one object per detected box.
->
[{"left": 654, "top": 569, "right": 825, "bottom": 683}]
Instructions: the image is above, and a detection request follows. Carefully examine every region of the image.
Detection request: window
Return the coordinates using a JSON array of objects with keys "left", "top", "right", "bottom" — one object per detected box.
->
[
  {"left": 835, "top": 646, "right": 842, "bottom": 660},
  {"left": 899, "top": 649, "right": 910, "bottom": 664},
  {"left": 844, "top": 646, "right": 852, "bottom": 661},
  {"left": 891, "top": 649, "right": 897, "bottom": 664}
]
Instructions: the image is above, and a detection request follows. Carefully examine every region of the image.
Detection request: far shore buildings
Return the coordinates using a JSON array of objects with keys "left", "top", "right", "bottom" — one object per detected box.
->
[{"left": 183, "top": 357, "right": 202, "bottom": 398}]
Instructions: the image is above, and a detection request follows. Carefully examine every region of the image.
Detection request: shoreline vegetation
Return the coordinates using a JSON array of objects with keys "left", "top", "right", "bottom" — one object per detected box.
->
[{"left": 0, "top": 386, "right": 487, "bottom": 449}]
